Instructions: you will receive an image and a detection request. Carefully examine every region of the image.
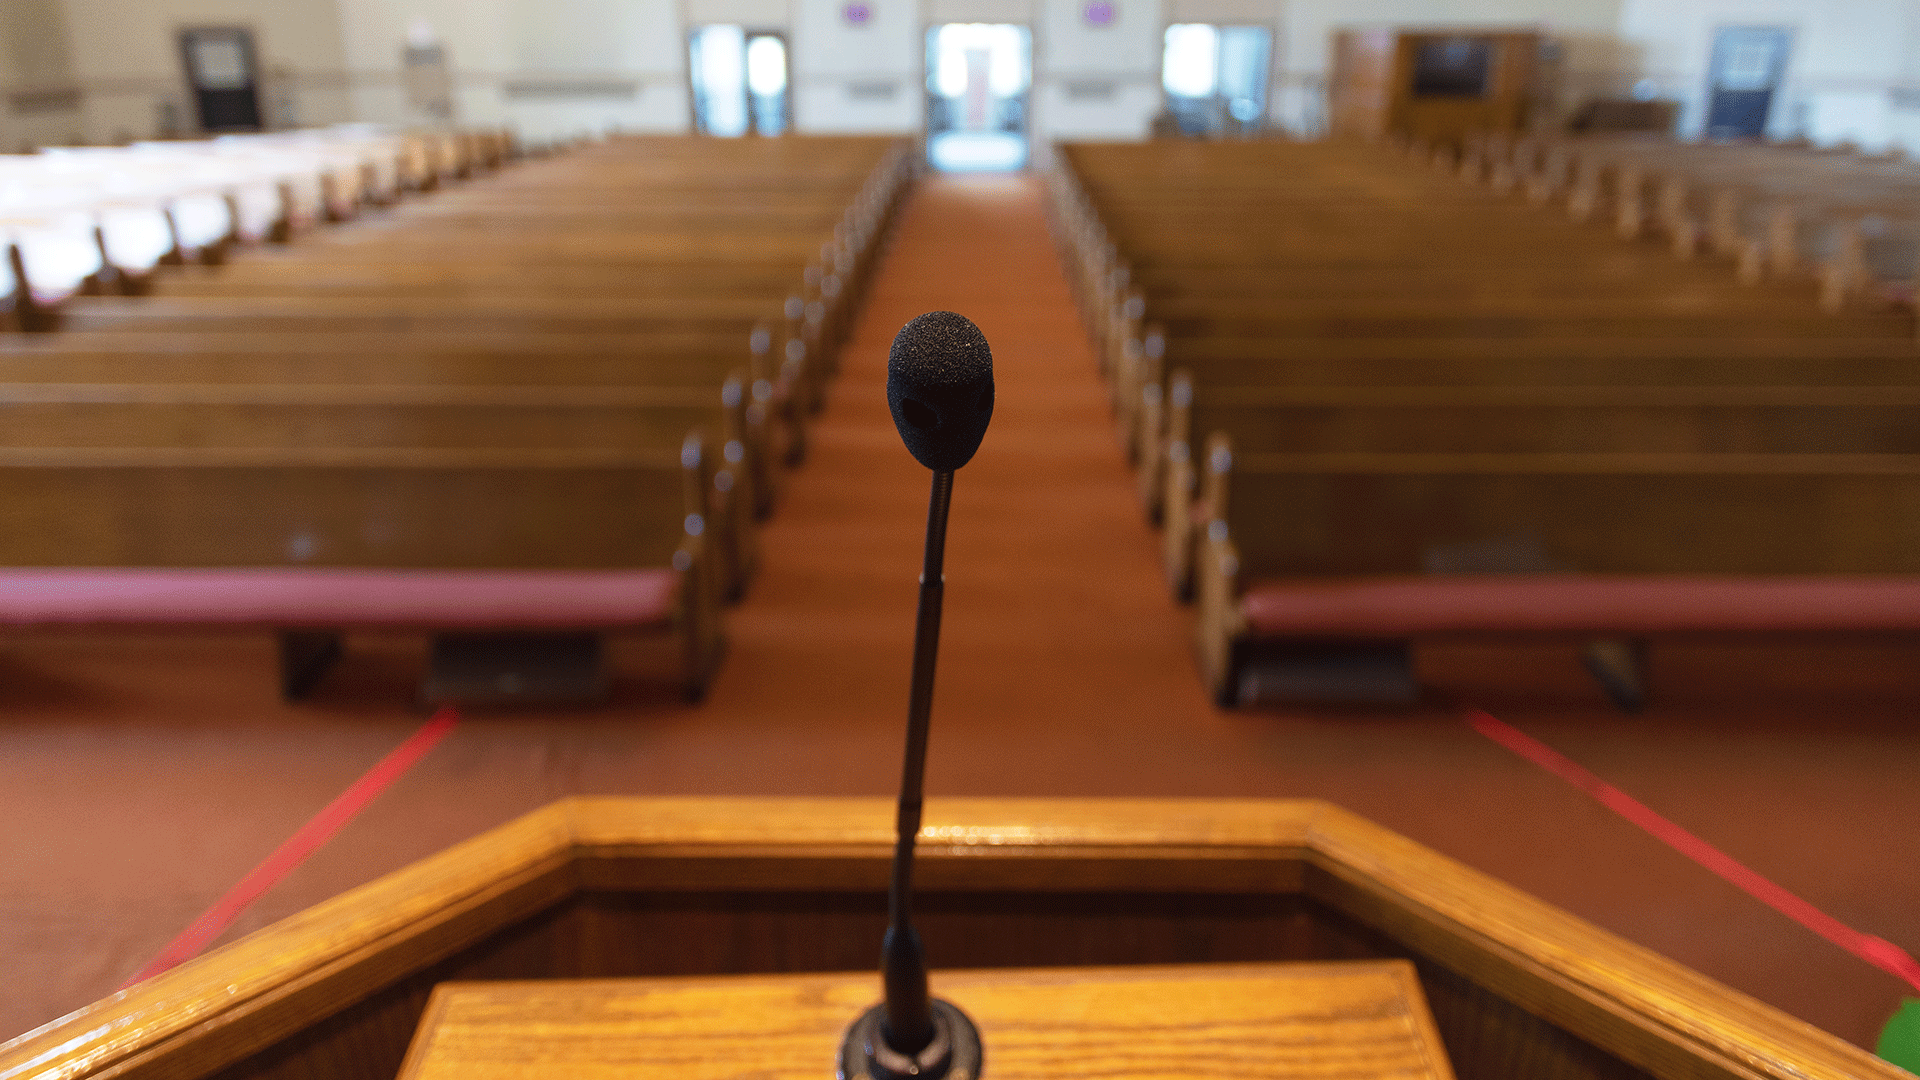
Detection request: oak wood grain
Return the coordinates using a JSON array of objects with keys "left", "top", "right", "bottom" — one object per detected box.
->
[
  {"left": 396, "top": 962, "right": 1454, "bottom": 1080},
  {"left": 0, "top": 799, "right": 1901, "bottom": 1080}
]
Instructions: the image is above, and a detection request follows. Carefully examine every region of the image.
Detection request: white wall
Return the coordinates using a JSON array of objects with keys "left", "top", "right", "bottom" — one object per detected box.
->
[
  {"left": 335, "top": 0, "right": 688, "bottom": 141},
  {"left": 1619, "top": 0, "right": 1920, "bottom": 150},
  {"left": 7, "top": 0, "right": 1919, "bottom": 155},
  {"left": 794, "top": 0, "right": 921, "bottom": 131},
  {"left": 1033, "top": 0, "right": 1165, "bottom": 149},
  {"left": 32, "top": 0, "right": 353, "bottom": 142},
  {"left": 0, "top": 0, "right": 85, "bottom": 149}
]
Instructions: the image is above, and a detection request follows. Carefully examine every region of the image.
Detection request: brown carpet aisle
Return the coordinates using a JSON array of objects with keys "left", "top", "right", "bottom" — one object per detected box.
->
[
  {"left": 688, "top": 174, "right": 1242, "bottom": 791},
  {"left": 1, "top": 175, "right": 1915, "bottom": 1051}
]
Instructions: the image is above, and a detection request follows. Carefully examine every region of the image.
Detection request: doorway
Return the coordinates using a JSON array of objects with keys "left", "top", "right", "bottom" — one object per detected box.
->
[
  {"left": 1704, "top": 26, "right": 1791, "bottom": 139},
  {"left": 179, "top": 27, "right": 263, "bottom": 132},
  {"left": 925, "top": 23, "right": 1031, "bottom": 172},
  {"left": 1160, "top": 24, "right": 1272, "bottom": 135},
  {"left": 690, "top": 26, "right": 790, "bottom": 136}
]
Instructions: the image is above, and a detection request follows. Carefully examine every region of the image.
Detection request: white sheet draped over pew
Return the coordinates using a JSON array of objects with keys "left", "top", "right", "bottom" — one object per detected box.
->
[{"left": 0, "top": 126, "right": 470, "bottom": 308}]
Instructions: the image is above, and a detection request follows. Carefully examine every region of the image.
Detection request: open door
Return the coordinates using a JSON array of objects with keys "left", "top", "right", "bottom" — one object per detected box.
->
[{"left": 925, "top": 23, "right": 1031, "bottom": 171}]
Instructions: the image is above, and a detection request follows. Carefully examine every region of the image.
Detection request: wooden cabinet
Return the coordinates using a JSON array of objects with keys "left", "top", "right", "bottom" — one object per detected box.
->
[{"left": 1330, "top": 28, "right": 1545, "bottom": 147}]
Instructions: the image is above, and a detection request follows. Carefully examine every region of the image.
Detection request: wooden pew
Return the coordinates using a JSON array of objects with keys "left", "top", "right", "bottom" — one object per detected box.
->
[
  {"left": 0, "top": 134, "right": 914, "bottom": 704},
  {"left": 48, "top": 295, "right": 786, "bottom": 334},
  {"left": 1050, "top": 140, "right": 1920, "bottom": 709},
  {"left": 0, "top": 797, "right": 1903, "bottom": 1080},
  {"left": 0, "top": 377, "right": 760, "bottom": 602},
  {"left": 1123, "top": 333, "right": 1920, "bottom": 467},
  {"left": 1461, "top": 132, "right": 1920, "bottom": 309},
  {"left": 1049, "top": 142, "right": 1920, "bottom": 388},
  {"left": 1152, "top": 376, "right": 1920, "bottom": 579},
  {"left": 1191, "top": 442, "right": 1920, "bottom": 706},
  {"left": 154, "top": 260, "right": 812, "bottom": 298},
  {"left": 1049, "top": 139, "right": 1919, "bottom": 457},
  {"left": 0, "top": 330, "right": 800, "bottom": 515},
  {"left": 0, "top": 441, "right": 726, "bottom": 702}
]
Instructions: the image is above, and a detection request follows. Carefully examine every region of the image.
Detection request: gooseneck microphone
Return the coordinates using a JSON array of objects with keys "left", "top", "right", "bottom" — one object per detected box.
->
[{"left": 838, "top": 312, "right": 994, "bottom": 1080}]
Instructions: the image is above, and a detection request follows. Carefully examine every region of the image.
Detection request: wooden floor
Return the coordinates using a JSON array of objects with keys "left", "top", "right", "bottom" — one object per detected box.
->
[{"left": 2, "top": 174, "right": 1917, "bottom": 1051}]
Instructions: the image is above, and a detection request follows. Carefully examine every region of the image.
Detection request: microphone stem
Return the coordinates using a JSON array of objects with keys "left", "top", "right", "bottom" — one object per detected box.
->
[{"left": 884, "top": 468, "right": 952, "bottom": 1055}]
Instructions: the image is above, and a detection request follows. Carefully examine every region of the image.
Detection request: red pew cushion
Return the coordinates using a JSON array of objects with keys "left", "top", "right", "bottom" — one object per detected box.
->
[
  {"left": 0, "top": 568, "right": 677, "bottom": 630},
  {"left": 1241, "top": 575, "right": 1920, "bottom": 637}
]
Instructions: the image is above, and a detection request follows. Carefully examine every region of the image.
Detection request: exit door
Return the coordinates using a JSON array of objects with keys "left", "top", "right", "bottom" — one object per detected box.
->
[
  {"left": 926, "top": 23, "right": 1031, "bottom": 172},
  {"left": 690, "top": 26, "right": 791, "bottom": 136},
  {"left": 179, "top": 27, "right": 263, "bottom": 132},
  {"left": 1704, "top": 26, "right": 1791, "bottom": 139}
]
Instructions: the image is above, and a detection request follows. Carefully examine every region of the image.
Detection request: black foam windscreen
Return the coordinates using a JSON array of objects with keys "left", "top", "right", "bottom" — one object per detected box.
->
[{"left": 886, "top": 311, "right": 994, "bottom": 472}]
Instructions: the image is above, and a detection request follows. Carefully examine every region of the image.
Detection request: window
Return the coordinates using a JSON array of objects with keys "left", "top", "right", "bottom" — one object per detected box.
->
[
  {"left": 1161, "top": 24, "right": 1272, "bottom": 134},
  {"left": 691, "top": 26, "right": 789, "bottom": 136}
]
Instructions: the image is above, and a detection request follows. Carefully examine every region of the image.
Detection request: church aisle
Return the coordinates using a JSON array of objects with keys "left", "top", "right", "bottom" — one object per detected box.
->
[
  {"left": 686, "top": 174, "right": 1233, "bottom": 790},
  {"left": 2, "top": 174, "right": 1916, "bottom": 1053}
]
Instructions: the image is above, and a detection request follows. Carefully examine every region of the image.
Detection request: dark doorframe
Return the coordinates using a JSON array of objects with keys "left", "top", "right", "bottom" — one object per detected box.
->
[
  {"left": 179, "top": 26, "right": 263, "bottom": 132},
  {"left": 1704, "top": 25, "right": 1791, "bottom": 139}
]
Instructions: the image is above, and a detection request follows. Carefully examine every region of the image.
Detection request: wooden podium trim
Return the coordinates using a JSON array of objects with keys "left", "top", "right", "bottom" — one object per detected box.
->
[
  {"left": 396, "top": 961, "right": 1457, "bottom": 1080},
  {"left": 0, "top": 797, "right": 1900, "bottom": 1080}
]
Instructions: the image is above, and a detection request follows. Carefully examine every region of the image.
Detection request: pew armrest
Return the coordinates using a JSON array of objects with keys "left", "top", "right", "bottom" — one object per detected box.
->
[
  {"left": 673, "top": 530, "right": 728, "bottom": 702},
  {"left": 1195, "top": 529, "right": 1247, "bottom": 707}
]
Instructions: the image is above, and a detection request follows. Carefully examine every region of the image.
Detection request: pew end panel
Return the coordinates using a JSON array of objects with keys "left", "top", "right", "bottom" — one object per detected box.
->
[
  {"left": 713, "top": 372, "right": 760, "bottom": 600},
  {"left": 1164, "top": 429, "right": 1232, "bottom": 603},
  {"left": 1195, "top": 525, "right": 1247, "bottom": 706}
]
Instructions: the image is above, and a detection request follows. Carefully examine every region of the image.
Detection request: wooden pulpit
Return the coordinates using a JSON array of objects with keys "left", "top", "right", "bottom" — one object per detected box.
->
[
  {"left": 398, "top": 962, "right": 1454, "bottom": 1080},
  {"left": 0, "top": 798, "right": 1904, "bottom": 1080}
]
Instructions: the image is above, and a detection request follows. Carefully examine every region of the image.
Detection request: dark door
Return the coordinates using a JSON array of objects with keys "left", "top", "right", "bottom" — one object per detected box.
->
[
  {"left": 179, "top": 27, "right": 263, "bottom": 132},
  {"left": 1704, "top": 26, "right": 1790, "bottom": 139}
]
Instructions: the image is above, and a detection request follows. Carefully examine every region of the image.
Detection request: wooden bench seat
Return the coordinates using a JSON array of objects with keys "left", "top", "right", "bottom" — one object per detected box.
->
[
  {"left": 0, "top": 442, "right": 725, "bottom": 702},
  {"left": 49, "top": 295, "right": 785, "bottom": 334},
  {"left": 1053, "top": 138, "right": 1920, "bottom": 709},
  {"left": 1236, "top": 574, "right": 1920, "bottom": 636},
  {"left": 1192, "top": 442, "right": 1920, "bottom": 707},
  {"left": 0, "top": 134, "right": 912, "bottom": 707},
  {"left": 0, "top": 565, "right": 689, "bottom": 701},
  {"left": 154, "top": 262, "right": 812, "bottom": 299},
  {"left": 1137, "top": 297, "right": 1912, "bottom": 337},
  {"left": 0, "top": 380, "right": 761, "bottom": 599},
  {"left": 0, "top": 330, "right": 806, "bottom": 512},
  {"left": 1454, "top": 133, "right": 1920, "bottom": 307},
  {"left": 0, "top": 567, "right": 677, "bottom": 629},
  {"left": 1117, "top": 335, "right": 1920, "bottom": 472},
  {"left": 1051, "top": 142, "right": 1916, "bottom": 366},
  {"left": 1148, "top": 376, "right": 1920, "bottom": 527},
  {"left": 1222, "top": 572, "right": 1920, "bottom": 710}
]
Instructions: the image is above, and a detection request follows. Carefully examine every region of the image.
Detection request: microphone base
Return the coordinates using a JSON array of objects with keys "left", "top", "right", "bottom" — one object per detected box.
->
[{"left": 837, "top": 999, "right": 982, "bottom": 1080}]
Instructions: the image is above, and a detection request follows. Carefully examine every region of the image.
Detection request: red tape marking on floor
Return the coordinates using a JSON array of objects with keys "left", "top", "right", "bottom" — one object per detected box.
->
[
  {"left": 1467, "top": 708, "right": 1920, "bottom": 995},
  {"left": 119, "top": 706, "right": 461, "bottom": 990}
]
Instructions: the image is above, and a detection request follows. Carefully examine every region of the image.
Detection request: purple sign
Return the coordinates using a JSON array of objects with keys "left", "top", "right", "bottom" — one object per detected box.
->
[
  {"left": 843, "top": 2, "right": 871, "bottom": 24},
  {"left": 1083, "top": 0, "right": 1115, "bottom": 25}
]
